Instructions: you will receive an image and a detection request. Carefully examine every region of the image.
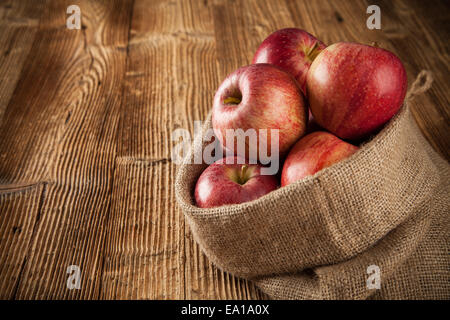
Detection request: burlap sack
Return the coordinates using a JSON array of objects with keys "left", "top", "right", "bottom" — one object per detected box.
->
[{"left": 175, "top": 71, "right": 450, "bottom": 300}]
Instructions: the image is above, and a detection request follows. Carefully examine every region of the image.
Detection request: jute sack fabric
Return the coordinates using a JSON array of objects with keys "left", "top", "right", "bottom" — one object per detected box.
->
[{"left": 175, "top": 71, "right": 450, "bottom": 299}]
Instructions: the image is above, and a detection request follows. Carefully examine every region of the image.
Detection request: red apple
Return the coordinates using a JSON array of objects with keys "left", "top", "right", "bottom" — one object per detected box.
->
[
  {"left": 252, "top": 28, "right": 326, "bottom": 94},
  {"left": 195, "top": 157, "right": 278, "bottom": 208},
  {"left": 281, "top": 131, "right": 358, "bottom": 186},
  {"left": 212, "top": 64, "right": 307, "bottom": 161},
  {"left": 306, "top": 42, "right": 407, "bottom": 140}
]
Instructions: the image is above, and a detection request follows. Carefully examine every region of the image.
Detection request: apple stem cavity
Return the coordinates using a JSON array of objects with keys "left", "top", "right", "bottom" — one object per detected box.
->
[
  {"left": 305, "top": 41, "right": 321, "bottom": 61},
  {"left": 237, "top": 164, "right": 248, "bottom": 185},
  {"left": 223, "top": 96, "right": 241, "bottom": 105}
]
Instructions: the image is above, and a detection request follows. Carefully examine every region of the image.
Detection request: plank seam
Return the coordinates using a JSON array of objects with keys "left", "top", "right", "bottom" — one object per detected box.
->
[
  {"left": 97, "top": 0, "right": 136, "bottom": 300},
  {"left": 10, "top": 181, "right": 48, "bottom": 299}
]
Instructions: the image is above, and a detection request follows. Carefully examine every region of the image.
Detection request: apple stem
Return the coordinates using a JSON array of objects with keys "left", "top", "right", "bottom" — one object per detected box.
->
[
  {"left": 240, "top": 165, "right": 248, "bottom": 184},
  {"left": 306, "top": 41, "right": 321, "bottom": 61},
  {"left": 308, "top": 41, "right": 319, "bottom": 54},
  {"left": 223, "top": 96, "right": 241, "bottom": 105}
]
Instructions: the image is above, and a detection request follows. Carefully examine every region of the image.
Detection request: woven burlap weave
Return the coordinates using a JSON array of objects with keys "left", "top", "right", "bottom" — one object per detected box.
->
[{"left": 175, "top": 71, "right": 449, "bottom": 299}]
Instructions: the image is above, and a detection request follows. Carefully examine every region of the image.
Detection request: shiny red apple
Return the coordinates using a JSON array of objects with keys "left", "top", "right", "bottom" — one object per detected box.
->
[
  {"left": 195, "top": 157, "right": 279, "bottom": 208},
  {"left": 281, "top": 131, "right": 359, "bottom": 186},
  {"left": 252, "top": 28, "right": 326, "bottom": 94},
  {"left": 212, "top": 64, "right": 307, "bottom": 161},
  {"left": 307, "top": 42, "right": 407, "bottom": 140}
]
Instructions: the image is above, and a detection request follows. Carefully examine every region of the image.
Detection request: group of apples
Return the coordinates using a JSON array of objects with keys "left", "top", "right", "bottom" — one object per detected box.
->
[{"left": 195, "top": 28, "right": 407, "bottom": 208}]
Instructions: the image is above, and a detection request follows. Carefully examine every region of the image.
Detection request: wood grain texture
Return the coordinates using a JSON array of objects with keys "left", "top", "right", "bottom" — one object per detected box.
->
[
  {"left": 0, "top": 0, "right": 44, "bottom": 124},
  {"left": 0, "top": 0, "right": 448, "bottom": 299},
  {"left": 0, "top": 183, "right": 45, "bottom": 299}
]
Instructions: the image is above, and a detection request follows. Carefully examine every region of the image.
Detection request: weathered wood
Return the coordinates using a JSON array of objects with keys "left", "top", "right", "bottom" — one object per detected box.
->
[
  {"left": 0, "top": 0, "right": 448, "bottom": 300},
  {"left": 0, "top": 0, "right": 44, "bottom": 123},
  {"left": 0, "top": 0, "right": 133, "bottom": 299},
  {"left": 100, "top": 0, "right": 263, "bottom": 299},
  {"left": 0, "top": 183, "right": 45, "bottom": 299}
]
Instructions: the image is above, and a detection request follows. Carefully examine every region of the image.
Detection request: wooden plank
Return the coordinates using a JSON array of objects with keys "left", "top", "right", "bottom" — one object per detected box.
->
[
  {"left": 101, "top": 159, "right": 183, "bottom": 299},
  {"left": 0, "top": 184, "right": 45, "bottom": 299},
  {"left": 0, "top": 0, "right": 46, "bottom": 300},
  {"left": 100, "top": 0, "right": 264, "bottom": 299},
  {"left": 0, "top": 0, "right": 133, "bottom": 299},
  {"left": 0, "top": 0, "right": 44, "bottom": 123},
  {"left": 101, "top": 0, "right": 189, "bottom": 299},
  {"left": 0, "top": 3, "right": 80, "bottom": 184}
]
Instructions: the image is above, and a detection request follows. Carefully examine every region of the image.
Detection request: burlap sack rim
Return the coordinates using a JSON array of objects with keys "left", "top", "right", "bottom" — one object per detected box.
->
[{"left": 175, "top": 71, "right": 434, "bottom": 218}]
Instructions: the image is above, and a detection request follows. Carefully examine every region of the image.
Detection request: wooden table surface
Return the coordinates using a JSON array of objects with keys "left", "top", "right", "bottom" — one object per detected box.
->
[{"left": 0, "top": 0, "right": 448, "bottom": 299}]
